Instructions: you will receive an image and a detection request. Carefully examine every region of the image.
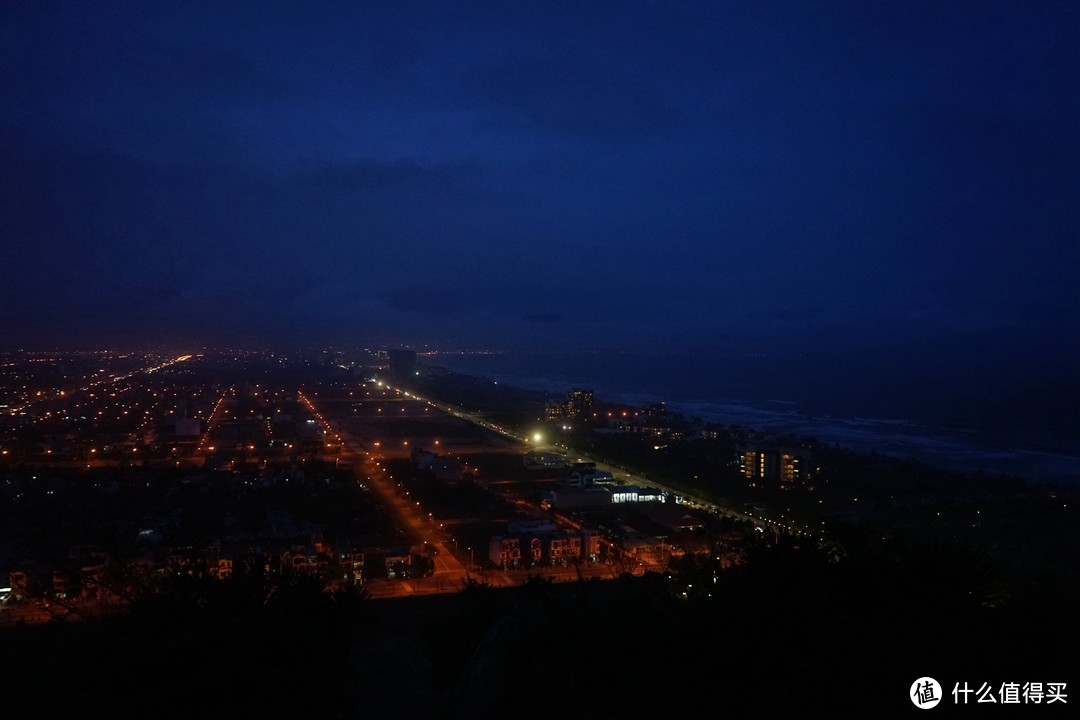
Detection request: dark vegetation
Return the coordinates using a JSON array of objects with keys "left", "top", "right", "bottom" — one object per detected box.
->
[{"left": 3, "top": 533, "right": 1075, "bottom": 719}]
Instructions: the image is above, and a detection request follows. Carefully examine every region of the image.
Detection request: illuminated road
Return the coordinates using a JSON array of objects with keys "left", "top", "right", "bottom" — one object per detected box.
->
[
  {"left": 299, "top": 388, "right": 625, "bottom": 597},
  {"left": 376, "top": 380, "right": 802, "bottom": 537},
  {"left": 302, "top": 382, "right": 791, "bottom": 599},
  {"left": 299, "top": 391, "right": 469, "bottom": 591},
  {"left": 190, "top": 389, "right": 233, "bottom": 464}
]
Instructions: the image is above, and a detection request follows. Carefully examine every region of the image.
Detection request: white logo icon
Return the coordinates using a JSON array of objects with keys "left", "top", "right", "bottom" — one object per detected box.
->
[{"left": 911, "top": 677, "right": 943, "bottom": 709}]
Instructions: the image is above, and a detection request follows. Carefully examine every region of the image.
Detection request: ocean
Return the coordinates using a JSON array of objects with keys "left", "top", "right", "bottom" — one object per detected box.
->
[{"left": 423, "top": 349, "right": 1080, "bottom": 485}]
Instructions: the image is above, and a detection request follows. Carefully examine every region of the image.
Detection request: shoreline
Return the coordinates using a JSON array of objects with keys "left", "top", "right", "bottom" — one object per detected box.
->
[{"left": 419, "top": 358, "right": 1080, "bottom": 486}]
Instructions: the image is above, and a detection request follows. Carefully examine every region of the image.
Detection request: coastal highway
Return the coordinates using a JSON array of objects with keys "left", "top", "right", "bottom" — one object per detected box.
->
[
  {"left": 375, "top": 380, "right": 806, "bottom": 537},
  {"left": 373, "top": 381, "right": 532, "bottom": 445}
]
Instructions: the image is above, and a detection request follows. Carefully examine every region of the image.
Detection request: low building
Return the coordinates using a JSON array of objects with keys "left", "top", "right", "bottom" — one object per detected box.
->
[
  {"left": 620, "top": 537, "right": 667, "bottom": 563},
  {"left": 547, "top": 533, "right": 582, "bottom": 564},
  {"left": 611, "top": 485, "right": 667, "bottom": 504},
  {"left": 581, "top": 529, "right": 601, "bottom": 561},
  {"left": 338, "top": 549, "right": 365, "bottom": 581},
  {"left": 561, "top": 462, "right": 614, "bottom": 488},
  {"left": 524, "top": 451, "right": 570, "bottom": 470},
  {"left": 489, "top": 536, "right": 521, "bottom": 568},
  {"left": 525, "top": 537, "right": 543, "bottom": 564}
]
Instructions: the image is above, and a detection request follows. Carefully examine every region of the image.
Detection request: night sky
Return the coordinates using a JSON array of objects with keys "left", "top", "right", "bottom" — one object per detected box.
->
[{"left": 2, "top": 1, "right": 1077, "bottom": 354}]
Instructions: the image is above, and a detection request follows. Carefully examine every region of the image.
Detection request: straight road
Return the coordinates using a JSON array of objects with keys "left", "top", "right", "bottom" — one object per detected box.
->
[
  {"left": 377, "top": 381, "right": 797, "bottom": 536},
  {"left": 299, "top": 391, "right": 468, "bottom": 586}
]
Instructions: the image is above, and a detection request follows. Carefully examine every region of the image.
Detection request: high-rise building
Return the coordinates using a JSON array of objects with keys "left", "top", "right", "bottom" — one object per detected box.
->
[
  {"left": 546, "top": 401, "right": 566, "bottom": 420},
  {"left": 741, "top": 447, "right": 803, "bottom": 487},
  {"left": 565, "top": 388, "right": 594, "bottom": 419}
]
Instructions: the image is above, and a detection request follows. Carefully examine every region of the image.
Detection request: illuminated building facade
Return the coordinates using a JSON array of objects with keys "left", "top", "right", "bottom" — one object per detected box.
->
[
  {"left": 545, "top": 388, "right": 594, "bottom": 422},
  {"left": 741, "top": 447, "right": 804, "bottom": 487},
  {"left": 565, "top": 388, "right": 593, "bottom": 418}
]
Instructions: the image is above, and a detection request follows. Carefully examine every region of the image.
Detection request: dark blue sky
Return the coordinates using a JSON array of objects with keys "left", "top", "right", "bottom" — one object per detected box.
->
[{"left": 1, "top": 1, "right": 1077, "bottom": 354}]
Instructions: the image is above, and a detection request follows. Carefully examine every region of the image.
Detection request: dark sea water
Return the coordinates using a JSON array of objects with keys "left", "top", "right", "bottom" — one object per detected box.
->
[{"left": 425, "top": 349, "right": 1080, "bottom": 485}]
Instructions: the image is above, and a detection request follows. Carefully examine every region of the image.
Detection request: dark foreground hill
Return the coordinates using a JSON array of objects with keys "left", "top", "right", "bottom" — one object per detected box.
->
[{"left": 2, "top": 535, "right": 1075, "bottom": 720}]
